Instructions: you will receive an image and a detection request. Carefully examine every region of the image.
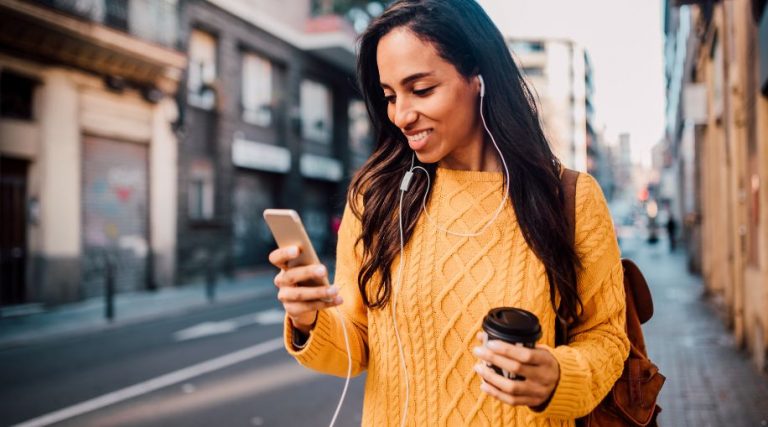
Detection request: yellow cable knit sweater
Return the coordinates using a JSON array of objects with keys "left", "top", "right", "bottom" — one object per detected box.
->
[{"left": 284, "top": 168, "right": 629, "bottom": 426}]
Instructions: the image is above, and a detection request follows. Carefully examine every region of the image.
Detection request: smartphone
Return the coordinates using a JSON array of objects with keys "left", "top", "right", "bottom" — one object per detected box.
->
[{"left": 263, "top": 209, "right": 329, "bottom": 286}]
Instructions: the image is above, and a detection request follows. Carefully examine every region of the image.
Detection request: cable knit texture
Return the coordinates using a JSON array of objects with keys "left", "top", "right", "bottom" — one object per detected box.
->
[{"left": 283, "top": 168, "right": 629, "bottom": 426}]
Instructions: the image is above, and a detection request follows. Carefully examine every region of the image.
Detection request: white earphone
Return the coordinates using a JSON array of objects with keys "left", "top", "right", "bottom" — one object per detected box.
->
[
  {"left": 399, "top": 74, "right": 510, "bottom": 236},
  {"left": 330, "top": 74, "right": 505, "bottom": 427},
  {"left": 391, "top": 73, "right": 509, "bottom": 427}
]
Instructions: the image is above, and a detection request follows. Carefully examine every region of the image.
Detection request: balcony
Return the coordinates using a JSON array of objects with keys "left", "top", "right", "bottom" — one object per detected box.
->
[
  {"left": 28, "top": 0, "right": 178, "bottom": 47},
  {"left": 0, "top": 0, "right": 185, "bottom": 92}
]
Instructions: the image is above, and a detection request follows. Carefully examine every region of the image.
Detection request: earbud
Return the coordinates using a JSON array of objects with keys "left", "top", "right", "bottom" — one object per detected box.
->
[
  {"left": 400, "top": 171, "right": 414, "bottom": 192},
  {"left": 478, "top": 74, "right": 485, "bottom": 97},
  {"left": 400, "top": 153, "right": 417, "bottom": 193}
]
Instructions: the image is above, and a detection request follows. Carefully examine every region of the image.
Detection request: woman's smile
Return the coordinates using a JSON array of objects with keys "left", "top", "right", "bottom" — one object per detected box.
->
[{"left": 404, "top": 128, "right": 433, "bottom": 151}]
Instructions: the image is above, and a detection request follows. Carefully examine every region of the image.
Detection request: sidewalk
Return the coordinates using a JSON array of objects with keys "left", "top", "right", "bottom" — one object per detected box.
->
[
  {"left": 622, "top": 235, "right": 768, "bottom": 426},
  {"left": 0, "top": 269, "right": 278, "bottom": 350}
]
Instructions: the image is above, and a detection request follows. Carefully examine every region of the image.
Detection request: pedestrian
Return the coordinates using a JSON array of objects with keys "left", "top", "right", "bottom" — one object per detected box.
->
[
  {"left": 268, "top": 1, "right": 629, "bottom": 425},
  {"left": 666, "top": 213, "right": 678, "bottom": 251}
]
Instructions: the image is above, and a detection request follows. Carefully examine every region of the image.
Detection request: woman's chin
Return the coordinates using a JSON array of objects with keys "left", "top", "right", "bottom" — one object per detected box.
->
[
  {"left": 413, "top": 149, "right": 442, "bottom": 165},
  {"left": 414, "top": 154, "right": 435, "bottom": 165}
]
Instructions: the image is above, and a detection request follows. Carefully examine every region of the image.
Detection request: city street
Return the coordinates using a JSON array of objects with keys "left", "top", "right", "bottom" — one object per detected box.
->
[
  {"left": 1, "top": 0, "right": 766, "bottom": 426},
  {"left": 1, "top": 233, "right": 767, "bottom": 427},
  {"left": 0, "top": 297, "right": 365, "bottom": 427}
]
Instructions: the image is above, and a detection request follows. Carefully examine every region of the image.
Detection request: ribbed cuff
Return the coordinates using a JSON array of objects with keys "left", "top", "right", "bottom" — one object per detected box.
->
[
  {"left": 283, "top": 308, "right": 333, "bottom": 362},
  {"left": 291, "top": 325, "right": 310, "bottom": 349},
  {"left": 532, "top": 345, "right": 590, "bottom": 419}
]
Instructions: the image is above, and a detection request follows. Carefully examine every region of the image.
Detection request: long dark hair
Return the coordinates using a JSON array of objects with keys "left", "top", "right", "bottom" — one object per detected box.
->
[{"left": 349, "top": 0, "right": 582, "bottom": 326}]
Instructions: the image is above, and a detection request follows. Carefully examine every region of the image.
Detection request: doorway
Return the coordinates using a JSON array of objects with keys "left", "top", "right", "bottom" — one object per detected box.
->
[{"left": 0, "top": 156, "right": 29, "bottom": 306}]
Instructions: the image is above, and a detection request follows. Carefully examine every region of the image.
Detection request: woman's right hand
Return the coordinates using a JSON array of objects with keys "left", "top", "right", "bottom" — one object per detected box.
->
[{"left": 268, "top": 246, "right": 343, "bottom": 334}]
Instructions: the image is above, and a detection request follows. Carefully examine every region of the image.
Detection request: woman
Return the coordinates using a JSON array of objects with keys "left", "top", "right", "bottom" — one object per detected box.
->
[{"left": 268, "top": 0, "right": 629, "bottom": 425}]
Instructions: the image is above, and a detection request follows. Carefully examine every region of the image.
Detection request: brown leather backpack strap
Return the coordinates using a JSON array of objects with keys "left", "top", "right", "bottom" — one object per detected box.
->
[
  {"left": 561, "top": 168, "right": 579, "bottom": 245},
  {"left": 555, "top": 168, "right": 579, "bottom": 347}
]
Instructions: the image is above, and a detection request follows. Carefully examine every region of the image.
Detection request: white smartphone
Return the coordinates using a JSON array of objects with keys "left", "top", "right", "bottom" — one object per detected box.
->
[{"left": 263, "top": 209, "right": 329, "bottom": 286}]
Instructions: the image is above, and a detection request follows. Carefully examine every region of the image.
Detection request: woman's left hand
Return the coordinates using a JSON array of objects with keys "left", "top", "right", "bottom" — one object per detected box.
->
[{"left": 472, "top": 332, "right": 560, "bottom": 408}]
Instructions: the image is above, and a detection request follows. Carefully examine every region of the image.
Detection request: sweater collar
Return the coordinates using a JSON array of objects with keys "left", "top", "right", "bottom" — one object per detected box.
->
[{"left": 435, "top": 167, "right": 504, "bottom": 183}]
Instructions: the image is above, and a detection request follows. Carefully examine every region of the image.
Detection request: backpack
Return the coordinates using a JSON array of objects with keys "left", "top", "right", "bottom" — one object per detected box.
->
[{"left": 558, "top": 169, "right": 666, "bottom": 427}]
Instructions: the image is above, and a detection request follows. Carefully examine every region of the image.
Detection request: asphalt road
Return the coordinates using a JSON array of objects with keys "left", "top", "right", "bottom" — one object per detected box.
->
[{"left": 0, "top": 297, "right": 365, "bottom": 427}]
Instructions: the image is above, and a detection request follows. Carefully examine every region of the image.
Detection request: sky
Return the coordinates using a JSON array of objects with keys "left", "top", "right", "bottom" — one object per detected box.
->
[{"left": 476, "top": 0, "right": 666, "bottom": 166}]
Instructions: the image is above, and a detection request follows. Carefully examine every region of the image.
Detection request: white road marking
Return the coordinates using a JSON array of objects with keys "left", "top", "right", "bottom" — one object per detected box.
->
[
  {"left": 173, "top": 321, "right": 239, "bottom": 341},
  {"left": 173, "top": 309, "right": 285, "bottom": 342},
  {"left": 12, "top": 337, "right": 284, "bottom": 427},
  {"left": 253, "top": 308, "right": 285, "bottom": 325}
]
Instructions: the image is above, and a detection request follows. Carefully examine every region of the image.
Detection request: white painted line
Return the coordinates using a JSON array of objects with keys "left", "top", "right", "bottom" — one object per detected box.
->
[
  {"left": 173, "top": 309, "right": 285, "bottom": 342},
  {"left": 253, "top": 308, "right": 285, "bottom": 325},
  {"left": 173, "top": 321, "right": 239, "bottom": 342},
  {"left": 12, "top": 337, "right": 284, "bottom": 427}
]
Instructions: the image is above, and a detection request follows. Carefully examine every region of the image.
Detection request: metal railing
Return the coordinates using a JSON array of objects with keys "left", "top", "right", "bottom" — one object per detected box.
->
[{"left": 28, "top": 0, "right": 178, "bottom": 48}]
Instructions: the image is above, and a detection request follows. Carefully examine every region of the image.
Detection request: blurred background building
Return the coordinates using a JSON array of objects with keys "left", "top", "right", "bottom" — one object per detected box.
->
[
  {"left": 659, "top": 0, "right": 768, "bottom": 371},
  {"left": 174, "top": 0, "right": 369, "bottom": 284},
  {"left": 0, "top": 0, "right": 373, "bottom": 307},
  {"left": 509, "top": 38, "right": 615, "bottom": 198},
  {"left": 0, "top": 0, "right": 186, "bottom": 305}
]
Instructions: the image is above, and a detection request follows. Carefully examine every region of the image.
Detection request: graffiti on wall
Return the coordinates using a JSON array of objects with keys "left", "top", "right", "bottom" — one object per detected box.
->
[{"left": 82, "top": 137, "right": 149, "bottom": 297}]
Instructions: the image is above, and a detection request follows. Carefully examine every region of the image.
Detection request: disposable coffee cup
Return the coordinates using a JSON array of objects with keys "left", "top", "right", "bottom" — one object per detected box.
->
[{"left": 481, "top": 307, "right": 542, "bottom": 380}]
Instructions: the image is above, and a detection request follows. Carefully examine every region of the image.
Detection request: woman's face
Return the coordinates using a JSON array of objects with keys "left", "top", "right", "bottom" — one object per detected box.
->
[{"left": 377, "top": 28, "right": 484, "bottom": 169}]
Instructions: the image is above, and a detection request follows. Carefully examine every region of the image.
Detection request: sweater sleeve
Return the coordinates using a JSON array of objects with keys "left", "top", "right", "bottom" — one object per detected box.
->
[
  {"left": 282, "top": 201, "right": 369, "bottom": 378},
  {"left": 535, "top": 174, "right": 630, "bottom": 419}
]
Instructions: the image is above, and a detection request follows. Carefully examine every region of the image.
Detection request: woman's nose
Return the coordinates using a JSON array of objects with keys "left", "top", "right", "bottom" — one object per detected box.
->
[{"left": 392, "top": 101, "right": 418, "bottom": 129}]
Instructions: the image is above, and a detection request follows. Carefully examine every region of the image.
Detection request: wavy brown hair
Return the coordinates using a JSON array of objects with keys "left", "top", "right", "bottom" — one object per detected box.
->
[{"left": 349, "top": 0, "right": 582, "bottom": 326}]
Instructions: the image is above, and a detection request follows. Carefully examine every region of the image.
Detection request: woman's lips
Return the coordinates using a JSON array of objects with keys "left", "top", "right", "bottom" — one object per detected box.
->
[{"left": 406, "top": 129, "right": 433, "bottom": 151}]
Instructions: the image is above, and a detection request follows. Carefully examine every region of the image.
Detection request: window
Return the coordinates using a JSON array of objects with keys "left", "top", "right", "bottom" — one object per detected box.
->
[
  {"left": 522, "top": 66, "right": 545, "bottom": 77},
  {"left": 104, "top": 0, "right": 128, "bottom": 31},
  {"left": 508, "top": 40, "right": 545, "bottom": 54},
  {"left": 188, "top": 160, "right": 214, "bottom": 220},
  {"left": 348, "top": 100, "right": 371, "bottom": 154},
  {"left": 1, "top": 72, "right": 37, "bottom": 120},
  {"left": 241, "top": 52, "right": 273, "bottom": 127},
  {"left": 300, "top": 79, "right": 332, "bottom": 144},
  {"left": 187, "top": 29, "right": 217, "bottom": 110}
]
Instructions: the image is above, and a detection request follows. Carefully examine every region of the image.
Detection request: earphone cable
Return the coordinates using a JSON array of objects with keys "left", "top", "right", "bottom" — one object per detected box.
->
[
  {"left": 328, "top": 308, "right": 352, "bottom": 427},
  {"left": 409, "top": 89, "right": 510, "bottom": 237},
  {"left": 330, "top": 76, "right": 505, "bottom": 427},
  {"left": 392, "top": 189, "right": 411, "bottom": 427}
]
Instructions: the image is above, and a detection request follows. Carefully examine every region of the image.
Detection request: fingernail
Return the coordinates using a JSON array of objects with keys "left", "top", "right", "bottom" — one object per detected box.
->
[
  {"left": 327, "top": 286, "right": 339, "bottom": 296},
  {"left": 287, "top": 247, "right": 298, "bottom": 256},
  {"left": 480, "top": 383, "right": 490, "bottom": 393},
  {"left": 473, "top": 363, "right": 483, "bottom": 373},
  {"left": 334, "top": 296, "right": 344, "bottom": 304},
  {"left": 314, "top": 265, "right": 326, "bottom": 277},
  {"left": 486, "top": 340, "right": 501, "bottom": 350},
  {"left": 473, "top": 346, "right": 485, "bottom": 356}
]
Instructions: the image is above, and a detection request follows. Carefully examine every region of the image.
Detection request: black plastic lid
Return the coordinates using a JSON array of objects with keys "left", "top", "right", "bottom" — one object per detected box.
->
[{"left": 482, "top": 307, "right": 542, "bottom": 344}]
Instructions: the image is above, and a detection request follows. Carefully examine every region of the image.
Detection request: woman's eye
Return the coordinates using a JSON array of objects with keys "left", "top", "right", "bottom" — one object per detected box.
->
[
  {"left": 413, "top": 86, "right": 436, "bottom": 96},
  {"left": 384, "top": 95, "right": 396, "bottom": 104}
]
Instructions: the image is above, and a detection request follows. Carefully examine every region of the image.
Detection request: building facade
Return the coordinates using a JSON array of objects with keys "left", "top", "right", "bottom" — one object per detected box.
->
[
  {"left": 508, "top": 39, "right": 598, "bottom": 175},
  {"left": 0, "top": 0, "right": 185, "bottom": 306},
  {"left": 176, "top": 0, "right": 370, "bottom": 282},
  {"left": 662, "top": 0, "right": 768, "bottom": 371}
]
